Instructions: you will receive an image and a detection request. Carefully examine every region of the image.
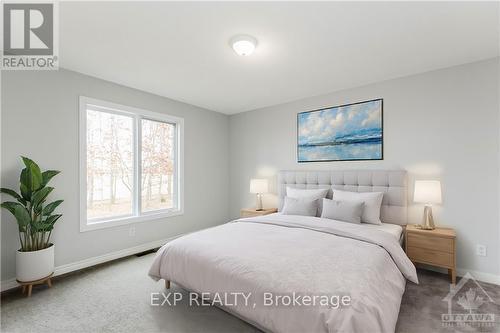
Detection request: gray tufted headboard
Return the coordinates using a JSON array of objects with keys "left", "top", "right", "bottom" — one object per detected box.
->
[{"left": 278, "top": 170, "right": 408, "bottom": 225}]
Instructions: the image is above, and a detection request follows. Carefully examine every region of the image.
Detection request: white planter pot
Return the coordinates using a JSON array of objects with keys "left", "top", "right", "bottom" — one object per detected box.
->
[{"left": 16, "top": 244, "right": 54, "bottom": 282}]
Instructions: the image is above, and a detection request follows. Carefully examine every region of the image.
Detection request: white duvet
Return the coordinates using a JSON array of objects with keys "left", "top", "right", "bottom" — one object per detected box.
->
[{"left": 149, "top": 214, "right": 418, "bottom": 333}]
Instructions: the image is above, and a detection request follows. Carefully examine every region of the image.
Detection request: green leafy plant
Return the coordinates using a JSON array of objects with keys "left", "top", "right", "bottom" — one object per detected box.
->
[{"left": 1, "top": 157, "right": 63, "bottom": 252}]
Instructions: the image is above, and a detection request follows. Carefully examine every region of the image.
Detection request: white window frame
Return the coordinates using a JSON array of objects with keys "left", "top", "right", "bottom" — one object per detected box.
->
[{"left": 79, "top": 96, "right": 184, "bottom": 232}]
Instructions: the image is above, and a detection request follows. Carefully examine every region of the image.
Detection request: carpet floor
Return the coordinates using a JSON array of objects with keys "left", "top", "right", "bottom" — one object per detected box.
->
[{"left": 1, "top": 253, "right": 499, "bottom": 332}]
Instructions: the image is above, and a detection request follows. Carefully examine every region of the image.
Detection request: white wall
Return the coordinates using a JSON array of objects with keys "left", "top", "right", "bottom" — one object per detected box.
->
[
  {"left": 1, "top": 69, "right": 230, "bottom": 281},
  {"left": 2, "top": 59, "right": 498, "bottom": 283},
  {"left": 229, "top": 58, "right": 500, "bottom": 278}
]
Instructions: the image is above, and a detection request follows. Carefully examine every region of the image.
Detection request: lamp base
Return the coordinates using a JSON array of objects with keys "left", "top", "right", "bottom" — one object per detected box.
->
[
  {"left": 255, "top": 193, "right": 263, "bottom": 211},
  {"left": 417, "top": 204, "right": 435, "bottom": 230}
]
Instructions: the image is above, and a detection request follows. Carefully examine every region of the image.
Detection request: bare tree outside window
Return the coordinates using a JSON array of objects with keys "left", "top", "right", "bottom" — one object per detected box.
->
[
  {"left": 141, "top": 119, "right": 175, "bottom": 212},
  {"left": 86, "top": 110, "right": 134, "bottom": 219}
]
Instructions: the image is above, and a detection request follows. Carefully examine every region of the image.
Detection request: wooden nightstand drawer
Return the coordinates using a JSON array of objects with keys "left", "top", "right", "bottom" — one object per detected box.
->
[
  {"left": 407, "top": 233, "right": 453, "bottom": 253},
  {"left": 405, "top": 224, "right": 456, "bottom": 284},
  {"left": 407, "top": 246, "right": 453, "bottom": 267}
]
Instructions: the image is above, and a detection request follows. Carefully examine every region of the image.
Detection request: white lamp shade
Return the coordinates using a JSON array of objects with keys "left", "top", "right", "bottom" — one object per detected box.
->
[
  {"left": 414, "top": 180, "right": 442, "bottom": 204},
  {"left": 250, "top": 179, "right": 268, "bottom": 194}
]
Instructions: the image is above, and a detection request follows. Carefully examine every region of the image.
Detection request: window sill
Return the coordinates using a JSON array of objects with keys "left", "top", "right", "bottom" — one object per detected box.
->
[{"left": 80, "top": 209, "right": 184, "bottom": 232}]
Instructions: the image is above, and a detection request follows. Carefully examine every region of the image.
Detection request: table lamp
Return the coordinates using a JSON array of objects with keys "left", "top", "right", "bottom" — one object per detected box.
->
[
  {"left": 413, "top": 180, "right": 442, "bottom": 230},
  {"left": 250, "top": 179, "right": 268, "bottom": 211}
]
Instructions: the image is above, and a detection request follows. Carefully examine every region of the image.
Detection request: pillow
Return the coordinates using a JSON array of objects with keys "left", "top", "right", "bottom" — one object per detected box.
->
[
  {"left": 331, "top": 190, "right": 384, "bottom": 225},
  {"left": 321, "top": 198, "right": 364, "bottom": 224},
  {"left": 281, "top": 196, "right": 318, "bottom": 217},
  {"left": 286, "top": 187, "right": 329, "bottom": 216}
]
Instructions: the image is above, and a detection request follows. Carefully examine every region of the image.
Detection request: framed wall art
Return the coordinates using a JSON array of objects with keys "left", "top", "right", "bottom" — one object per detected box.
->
[{"left": 297, "top": 99, "right": 383, "bottom": 162}]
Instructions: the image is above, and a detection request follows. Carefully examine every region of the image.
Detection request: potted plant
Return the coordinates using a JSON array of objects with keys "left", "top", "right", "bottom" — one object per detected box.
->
[{"left": 1, "top": 157, "right": 63, "bottom": 282}]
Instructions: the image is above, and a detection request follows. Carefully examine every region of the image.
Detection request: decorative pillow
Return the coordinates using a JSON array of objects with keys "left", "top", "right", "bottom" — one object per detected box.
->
[
  {"left": 331, "top": 190, "right": 384, "bottom": 225},
  {"left": 286, "top": 187, "right": 329, "bottom": 216},
  {"left": 320, "top": 198, "right": 364, "bottom": 224},
  {"left": 281, "top": 196, "right": 318, "bottom": 217}
]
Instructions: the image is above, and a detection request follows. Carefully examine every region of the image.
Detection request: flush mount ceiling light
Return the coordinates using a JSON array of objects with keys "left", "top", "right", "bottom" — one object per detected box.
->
[{"left": 230, "top": 35, "right": 257, "bottom": 56}]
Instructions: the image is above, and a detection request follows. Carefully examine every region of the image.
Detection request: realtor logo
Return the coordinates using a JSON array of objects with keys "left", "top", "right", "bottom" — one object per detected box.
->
[
  {"left": 2, "top": 2, "right": 58, "bottom": 70},
  {"left": 442, "top": 272, "right": 496, "bottom": 329}
]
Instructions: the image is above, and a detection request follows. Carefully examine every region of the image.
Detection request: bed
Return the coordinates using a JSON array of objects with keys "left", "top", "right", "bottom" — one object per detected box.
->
[{"left": 149, "top": 170, "right": 418, "bottom": 333}]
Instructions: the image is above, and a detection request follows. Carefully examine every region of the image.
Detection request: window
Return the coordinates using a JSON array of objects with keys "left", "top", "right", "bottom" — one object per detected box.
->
[{"left": 79, "top": 97, "right": 183, "bottom": 231}]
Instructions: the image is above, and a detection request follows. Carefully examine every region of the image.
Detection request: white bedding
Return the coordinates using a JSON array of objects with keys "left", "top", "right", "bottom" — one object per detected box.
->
[
  {"left": 275, "top": 212, "right": 404, "bottom": 242},
  {"left": 149, "top": 214, "right": 417, "bottom": 333},
  {"left": 361, "top": 221, "right": 403, "bottom": 242}
]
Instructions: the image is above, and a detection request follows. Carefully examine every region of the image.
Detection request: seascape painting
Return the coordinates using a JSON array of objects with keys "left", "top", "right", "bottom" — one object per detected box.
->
[{"left": 297, "top": 99, "right": 383, "bottom": 162}]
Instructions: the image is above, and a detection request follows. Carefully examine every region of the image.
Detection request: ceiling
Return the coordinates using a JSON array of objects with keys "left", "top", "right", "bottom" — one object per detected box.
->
[{"left": 60, "top": 2, "right": 499, "bottom": 115}]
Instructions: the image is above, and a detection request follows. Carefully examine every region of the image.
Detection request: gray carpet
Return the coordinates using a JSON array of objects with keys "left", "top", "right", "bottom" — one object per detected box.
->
[{"left": 1, "top": 253, "right": 499, "bottom": 333}]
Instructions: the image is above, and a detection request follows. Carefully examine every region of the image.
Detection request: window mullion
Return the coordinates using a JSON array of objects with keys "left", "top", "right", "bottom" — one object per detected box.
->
[
  {"left": 173, "top": 124, "right": 178, "bottom": 210},
  {"left": 134, "top": 115, "right": 142, "bottom": 217}
]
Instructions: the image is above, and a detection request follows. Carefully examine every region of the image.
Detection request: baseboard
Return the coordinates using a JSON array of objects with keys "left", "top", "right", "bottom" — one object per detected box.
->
[
  {"left": 1, "top": 279, "right": 19, "bottom": 292},
  {"left": 456, "top": 268, "right": 500, "bottom": 285},
  {"left": 418, "top": 264, "right": 500, "bottom": 286},
  {"left": 1, "top": 236, "right": 176, "bottom": 292}
]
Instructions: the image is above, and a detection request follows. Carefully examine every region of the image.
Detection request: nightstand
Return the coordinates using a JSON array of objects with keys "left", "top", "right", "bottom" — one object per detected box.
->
[
  {"left": 240, "top": 208, "right": 278, "bottom": 218},
  {"left": 405, "top": 224, "right": 456, "bottom": 284}
]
